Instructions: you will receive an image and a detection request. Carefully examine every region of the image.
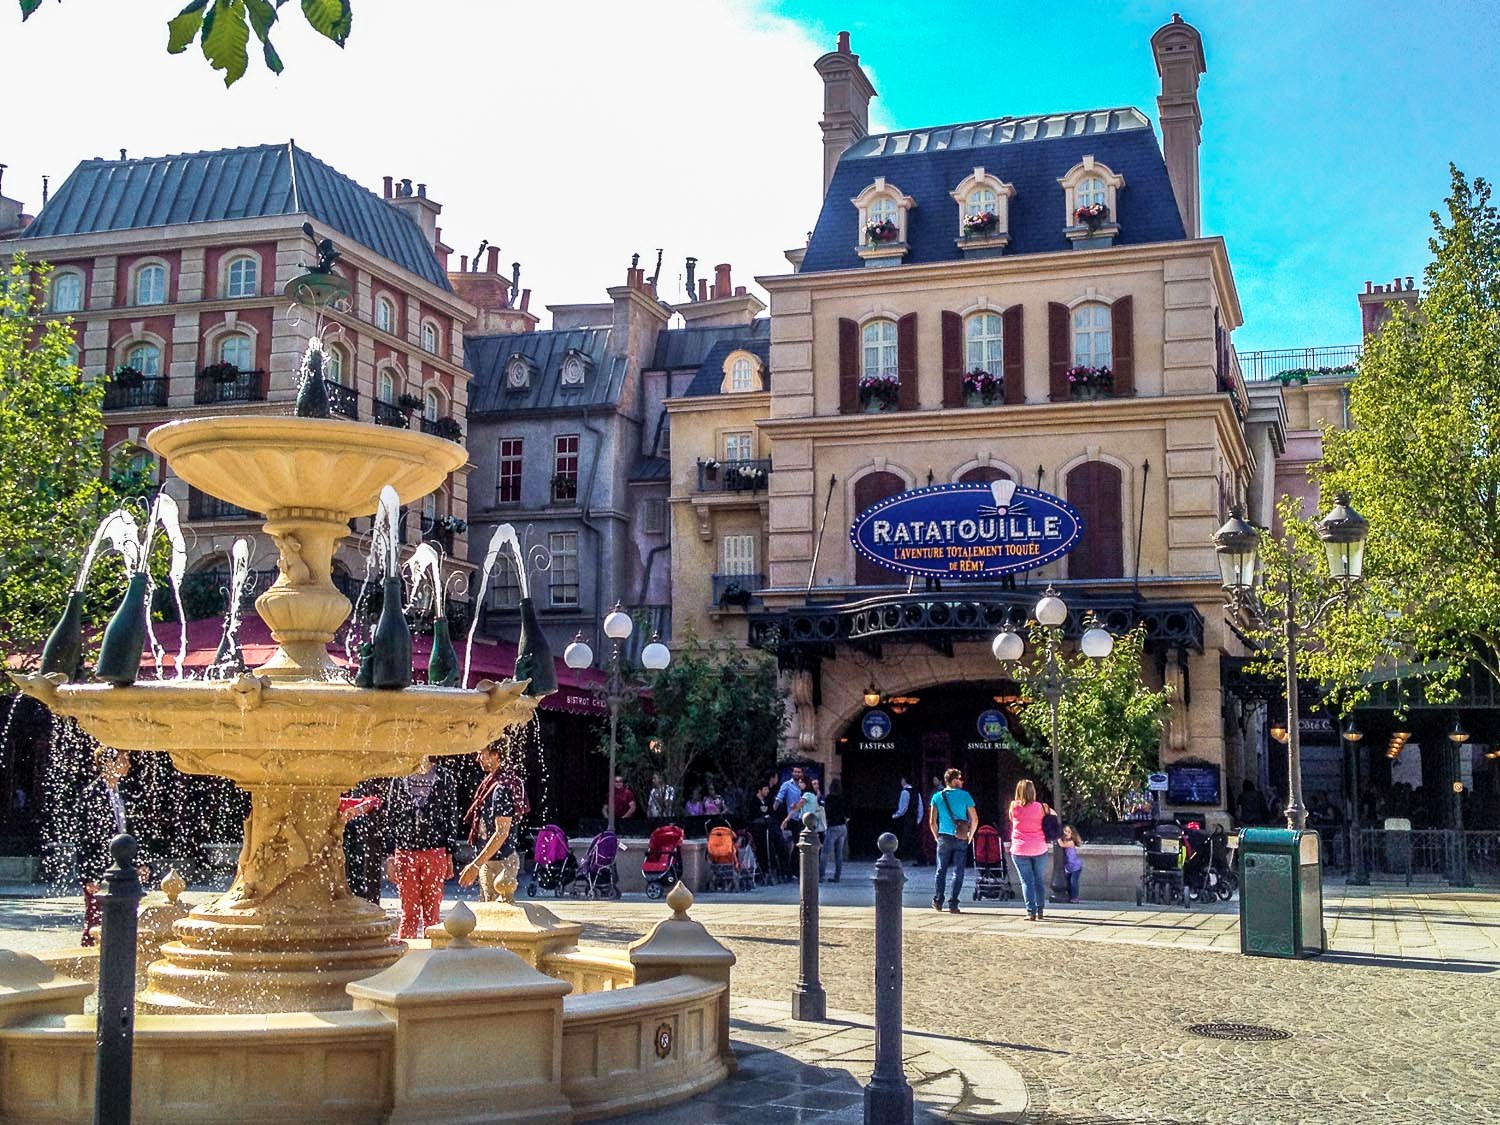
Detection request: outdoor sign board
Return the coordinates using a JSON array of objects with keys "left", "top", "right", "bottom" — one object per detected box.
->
[
  {"left": 1146, "top": 772, "right": 1170, "bottom": 792},
  {"left": 850, "top": 479, "right": 1083, "bottom": 580},
  {"left": 1166, "top": 765, "right": 1221, "bottom": 806},
  {"left": 860, "top": 709, "right": 895, "bottom": 751}
]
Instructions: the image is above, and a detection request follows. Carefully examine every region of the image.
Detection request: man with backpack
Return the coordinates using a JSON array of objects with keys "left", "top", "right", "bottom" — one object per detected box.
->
[{"left": 928, "top": 768, "right": 978, "bottom": 913}]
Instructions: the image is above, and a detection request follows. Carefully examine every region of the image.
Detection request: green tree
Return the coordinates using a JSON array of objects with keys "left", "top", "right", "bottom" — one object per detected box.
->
[
  {"left": 1009, "top": 624, "right": 1170, "bottom": 823},
  {"left": 1293, "top": 167, "right": 1500, "bottom": 708},
  {"left": 0, "top": 256, "right": 123, "bottom": 666},
  {"left": 18, "top": 0, "right": 352, "bottom": 87},
  {"left": 610, "top": 636, "right": 786, "bottom": 815}
]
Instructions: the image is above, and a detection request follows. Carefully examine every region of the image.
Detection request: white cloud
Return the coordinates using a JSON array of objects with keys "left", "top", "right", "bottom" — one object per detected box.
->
[{"left": 4, "top": 0, "right": 856, "bottom": 315}]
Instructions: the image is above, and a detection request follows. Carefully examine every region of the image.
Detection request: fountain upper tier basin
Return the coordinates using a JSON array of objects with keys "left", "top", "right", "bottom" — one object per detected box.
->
[
  {"left": 7, "top": 672, "right": 537, "bottom": 785},
  {"left": 146, "top": 415, "right": 466, "bottom": 518}
]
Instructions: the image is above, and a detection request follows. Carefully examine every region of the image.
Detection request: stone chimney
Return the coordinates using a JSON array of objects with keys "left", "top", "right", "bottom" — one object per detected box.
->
[
  {"left": 386, "top": 176, "right": 442, "bottom": 251},
  {"left": 676, "top": 261, "right": 765, "bottom": 328},
  {"left": 813, "top": 31, "right": 877, "bottom": 196},
  {"left": 1359, "top": 276, "right": 1419, "bottom": 338},
  {"left": 608, "top": 264, "right": 672, "bottom": 376},
  {"left": 449, "top": 250, "right": 537, "bottom": 335},
  {"left": 1151, "top": 15, "right": 1207, "bottom": 238}
]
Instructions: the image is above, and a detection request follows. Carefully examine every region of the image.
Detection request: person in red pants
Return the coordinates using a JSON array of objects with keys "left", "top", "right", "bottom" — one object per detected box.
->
[{"left": 384, "top": 757, "right": 456, "bottom": 939}]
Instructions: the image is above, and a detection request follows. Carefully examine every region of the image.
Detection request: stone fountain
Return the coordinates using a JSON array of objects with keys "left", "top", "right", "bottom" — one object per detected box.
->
[{"left": 10, "top": 412, "right": 540, "bottom": 1011}]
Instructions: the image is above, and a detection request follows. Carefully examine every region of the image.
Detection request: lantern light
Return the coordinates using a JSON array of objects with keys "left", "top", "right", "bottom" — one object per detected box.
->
[
  {"left": 562, "top": 632, "right": 593, "bottom": 670},
  {"left": 603, "top": 602, "right": 633, "bottom": 641}
]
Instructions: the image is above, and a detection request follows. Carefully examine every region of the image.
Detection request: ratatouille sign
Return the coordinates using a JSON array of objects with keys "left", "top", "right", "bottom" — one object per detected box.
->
[{"left": 850, "top": 479, "right": 1082, "bottom": 580}]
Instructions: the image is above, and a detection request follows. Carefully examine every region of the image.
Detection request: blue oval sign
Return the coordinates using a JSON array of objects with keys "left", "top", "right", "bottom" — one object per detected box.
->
[
  {"left": 862, "top": 710, "right": 893, "bottom": 740},
  {"left": 850, "top": 480, "right": 1082, "bottom": 580}
]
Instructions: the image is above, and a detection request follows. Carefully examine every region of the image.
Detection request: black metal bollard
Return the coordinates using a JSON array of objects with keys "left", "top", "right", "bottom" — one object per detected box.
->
[
  {"left": 95, "top": 834, "right": 143, "bottom": 1125},
  {"left": 865, "top": 832, "right": 913, "bottom": 1125},
  {"left": 791, "top": 810, "right": 826, "bottom": 1021}
]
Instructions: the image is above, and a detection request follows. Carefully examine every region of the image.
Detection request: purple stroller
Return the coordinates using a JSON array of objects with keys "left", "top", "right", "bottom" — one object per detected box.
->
[
  {"left": 568, "top": 831, "right": 622, "bottom": 899},
  {"left": 525, "top": 824, "right": 576, "bottom": 898}
]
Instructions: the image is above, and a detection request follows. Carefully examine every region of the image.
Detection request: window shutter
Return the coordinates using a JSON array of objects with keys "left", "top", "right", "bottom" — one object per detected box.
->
[
  {"left": 1067, "top": 462, "right": 1124, "bottom": 579},
  {"left": 1111, "top": 296, "right": 1135, "bottom": 397},
  {"left": 853, "top": 471, "right": 904, "bottom": 585},
  {"left": 897, "top": 313, "right": 918, "bottom": 411},
  {"left": 1003, "top": 305, "right": 1024, "bottom": 405},
  {"left": 838, "top": 317, "right": 859, "bottom": 414},
  {"left": 941, "top": 311, "right": 963, "bottom": 408},
  {"left": 1048, "top": 302, "right": 1071, "bottom": 402}
]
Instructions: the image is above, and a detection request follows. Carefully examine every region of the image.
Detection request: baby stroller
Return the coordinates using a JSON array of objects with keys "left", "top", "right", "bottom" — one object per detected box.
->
[
  {"left": 568, "top": 830, "right": 622, "bottom": 899},
  {"left": 526, "top": 824, "right": 576, "bottom": 898},
  {"left": 735, "top": 829, "right": 759, "bottom": 890},
  {"left": 1136, "top": 822, "right": 1188, "bottom": 906},
  {"left": 1181, "top": 823, "right": 1237, "bottom": 904},
  {"left": 705, "top": 823, "right": 742, "bottom": 893},
  {"left": 641, "top": 824, "right": 684, "bottom": 899},
  {"left": 970, "top": 824, "right": 1015, "bottom": 901}
]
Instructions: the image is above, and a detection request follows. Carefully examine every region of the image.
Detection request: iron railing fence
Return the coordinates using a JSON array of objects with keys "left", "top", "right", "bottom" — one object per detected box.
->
[{"left": 1239, "top": 345, "right": 1361, "bottom": 382}]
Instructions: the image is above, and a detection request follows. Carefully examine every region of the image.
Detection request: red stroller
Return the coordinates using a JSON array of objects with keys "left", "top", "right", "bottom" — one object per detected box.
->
[
  {"left": 641, "top": 824, "right": 684, "bottom": 899},
  {"left": 970, "top": 824, "right": 1015, "bottom": 901}
]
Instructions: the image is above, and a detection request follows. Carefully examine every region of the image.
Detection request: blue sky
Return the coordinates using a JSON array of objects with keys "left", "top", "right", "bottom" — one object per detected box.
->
[{"left": 771, "top": 0, "right": 1500, "bottom": 350}]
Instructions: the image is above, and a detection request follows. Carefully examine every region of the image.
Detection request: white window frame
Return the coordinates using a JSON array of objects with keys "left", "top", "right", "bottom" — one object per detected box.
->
[
  {"left": 497, "top": 437, "right": 524, "bottom": 504},
  {"left": 125, "top": 342, "right": 162, "bottom": 376},
  {"left": 949, "top": 167, "right": 1016, "bottom": 244},
  {"left": 730, "top": 358, "right": 754, "bottom": 392},
  {"left": 1072, "top": 303, "right": 1113, "bottom": 368},
  {"left": 224, "top": 255, "right": 258, "bottom": 299},
  {"left": 965, "top": 312, "right": 1004, "bottom": 373},
  {"left": 325, "top": 343, "right": 348, "bottom": 385},
  {"left": 721, "top": 533, "right": 758, "bottom": 575},
  {"left": 490, "top": 553, "right": 522, "bottom": 609},
  {"left": 1058, "top": 156, "right": 1126, "bottom": 237},
  {"left": 420, "top": 320, "right": 439, "bottom": 354},
  {"left": 861, "top": 318, "right": 898, "bottom": 381},
  {"left": 723, "top": 432, "right": 754, "bottom": 463},
  {"left": 133, "top": 263, "right": 167, "bottom": 306},
  {"left": 851, "top": 176, "right": 916, "bottom": 258},
  {"left": 375, "top": 295, "right": 397, "bottom": 334},
  {"left": 218, "top": 333, "right": 254, "bottom": 370},
  {"left": 424, "top": 388, "right": 441, "bottom": 422},
  {"left": 50, "top": 270, "right": 84, "bottom": 313},
  {"left": 548, "top": 531, "right": 580, "bottom": 608},
  {"left": 378, "top": 369, "right": 397, "bottom": 404}
]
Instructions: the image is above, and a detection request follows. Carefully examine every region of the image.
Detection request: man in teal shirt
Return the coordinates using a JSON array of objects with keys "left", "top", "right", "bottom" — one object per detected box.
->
[{"left": 928, "top": 768, "right": 978, "bottom": 913}]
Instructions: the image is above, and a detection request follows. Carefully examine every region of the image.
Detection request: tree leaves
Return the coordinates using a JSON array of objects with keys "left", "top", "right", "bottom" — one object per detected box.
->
[
  {"left": 158, "top": 0, "right": 350, "bottom": 86},
  {"left": 200, "top": 0, "right": 251, "bottom": 87},
  {"left": 301, "top": 0, "right": 351, "bottom": 45}
]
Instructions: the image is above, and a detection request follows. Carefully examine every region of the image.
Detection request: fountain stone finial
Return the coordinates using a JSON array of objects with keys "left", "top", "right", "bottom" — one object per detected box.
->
[
  {"left": 443, "top": 900, "right": 477, "bottom": 946},
  {"left": 666, "top": 881, "right": 694, "bottom": 920}
]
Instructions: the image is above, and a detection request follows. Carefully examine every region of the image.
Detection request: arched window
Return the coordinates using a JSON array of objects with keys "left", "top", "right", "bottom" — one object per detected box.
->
[
  {"left": 108, "top": 443, "right": 157, "bottom": 487},
  {"left": 218, "top": 332, "right": 253, "bottom": 370},
  {"left": 50, "top": 271, "right": 83, "bottom": 313},
  {"left": 1076, "top": 176, "right": 1107, "bottom": 209},
  {"left": 63, "top": 340, "right": 81, "bottom": 369},
  {"left": 861, "top": 319, "right": 898, "bottom": 380},
  {"left": 1066, "top": 461, "right": 1124, "bottom": 579},
  {"left": 375, "top": 296, "right": 396, "bottom": 334},
  {"left": 424, "top": 388, "right": 441, "bottom": 422},
  {"left": 422, "top": 490, "right": 438, "bottom": 523},
  {"left": 125, "top": 342, "right": 161, "bottom": 376},
  {"left": 965, "top": 187, "right": 997, "bottom": 219},
  {"left": 420, "top": 321, "right": 439, "bottom": 354},
  {"left": 958, "top": 465, "right": 1012, "bottom": 484},
  {"left": 1072, "top": 303, "right": 1112, "bottom": 369},
  {"left": 853, "top": 470, "right": 905, "bottom": 585},
  {"left": 378, "top": 369, "right": 397, "bottom": 405},
  {"left": 965, "top": 312, "right": 1003, "bottom": 373},
  {"left": 134, "top": 264, "right": 166, "bottom": 306},
  {"left": 224, "top": 256, "right": 258, "bottom": 298},
  {"left": 730, "top": 357, "right": 754, "bottom": 392},
  {"left": 867, "top": 197, "right": 897, "bottom": 228},
  {"left": 325, "top": 343, "right": 347, "bottom": 385}
]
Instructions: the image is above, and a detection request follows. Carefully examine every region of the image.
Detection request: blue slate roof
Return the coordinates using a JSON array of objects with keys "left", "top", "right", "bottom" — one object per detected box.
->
[
  {"left": 683, "top": 336, "right": 771, "bottom": 398},
  {"left": 465, "top": 327, "right": 626, "bottom": 415},
  {"left": 650, "top": 319, "right": 771, "bottom": 370},
  {"left": 21, "top": 143, "right": 450, "bottom": 291},
  {"left": 801, "top": 108, "right": 1186, "bottom": 273}
]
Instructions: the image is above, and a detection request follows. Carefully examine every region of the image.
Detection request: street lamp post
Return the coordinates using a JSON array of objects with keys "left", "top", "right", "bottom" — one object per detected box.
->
[
  {"left": 1213, "top": 493, "right": 1369, "bottom": 831},
  {"left": 564, "top": 603, "right": 671, "bottom": 835},
  {"left": 992, "top": 586, "right": 1114, "bottom": 840}
]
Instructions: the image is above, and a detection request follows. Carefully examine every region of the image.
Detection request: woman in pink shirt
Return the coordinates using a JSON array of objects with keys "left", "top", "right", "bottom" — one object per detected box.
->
[{"left": 1009, "top": 779, "right": 1054, "bottom": 921}]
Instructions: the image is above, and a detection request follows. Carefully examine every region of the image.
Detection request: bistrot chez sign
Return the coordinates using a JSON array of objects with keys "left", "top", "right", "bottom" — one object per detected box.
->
[{"left": 850, "top": 479, "right": 1082, "bottom": 580}]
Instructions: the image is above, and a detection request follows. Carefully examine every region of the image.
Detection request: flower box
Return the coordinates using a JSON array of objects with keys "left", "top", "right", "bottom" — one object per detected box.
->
[
  {"left": 112, "top": 365, "right": 144, "bottom": 388},
  {"left": 961, "top": 369, "right": 1003, "bottom": 406},
  {"left": 397, "top": 392, "right": 423, "bottom": 413},
  {"left": 962, "top": 211, "right": 999, "bottom": 237},
  {"left": 1066, "top": 365, "right": 1114, "bottom": 399},
  {"left": 858, "top": 375, "right": 900, "bottom": 412},
  {"left": 865, "top": 219, "right": 900, "bottom": 244},
  {"left": 201, "top": 362, "right": 242, "bottom": 384},
  {"left": 430, "top": 416, "right": 463, "bottom": 441},
  {"left": 1074, "top": 202, "right": 1110, "bottom": 231}
]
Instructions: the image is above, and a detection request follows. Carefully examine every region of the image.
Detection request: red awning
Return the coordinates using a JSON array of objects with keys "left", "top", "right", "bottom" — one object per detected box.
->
[{"left": 143, "top": 617, "right": 609, "bottom": 716}]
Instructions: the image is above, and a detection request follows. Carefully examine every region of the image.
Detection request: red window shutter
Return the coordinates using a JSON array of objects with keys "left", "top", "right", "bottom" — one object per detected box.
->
[
  {"left": 941, "top": 310, "right": 963, "bottom": 408},
  {"left": 854, "top": 471, "right": 904, "bottom": 585},
  {"left": 838, "top": 317, "right": 859, "bottom": 414},
  {"left": 897, "top": 313, "right": 918, "bottom": 411},
  {"left": 1067, "top": 461, "right": 1124, "bottom": 579},
  {"left": 1048, "top": 302, "right": 1071, "bottom": 402},
  {"left": 1111, "top": 296, "right": 1135, "bottom": 397},
  {"left": 1003, "top": 305, "right": 1024, "bottom": 405}
]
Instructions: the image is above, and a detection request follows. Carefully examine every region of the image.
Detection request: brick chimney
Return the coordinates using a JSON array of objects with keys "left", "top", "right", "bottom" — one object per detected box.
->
[
  {"left": 448, "top": 250, "right": 538, "bottom": 335},
  {"left": 386, "top": 176, "right": 442, "bottom": 251},
  {"left": 676, "top": 261, "right": 765, "bottom": 328},
  {"left": 813, "top": 31, "right": 877, "bottom": 196},
  {"left": 1151, "top": 15, "right": 1207, "bottom": 238},
  {"left": 1359, "top": 276, "right": 1419, "bottom": 338}
]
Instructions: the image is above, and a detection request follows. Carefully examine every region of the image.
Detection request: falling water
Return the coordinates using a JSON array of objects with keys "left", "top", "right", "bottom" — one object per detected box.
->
[
  {"left": 76, "top": 509, "right": 142, "bottom": 590},
  {"left": 403, "top": 542, "right": 446, "bottom": 619},
  {"left": 463, "top": 523, "right": 527, "bottom": 688},
  {"left": 373, "top": 485, "right": 402, "bottom": 580},
  {"left": 209, "top": 539, "right": 253, "bottom": 679},
  {"left": 147, "top": 493, "right": 189, "bottom": 677}
]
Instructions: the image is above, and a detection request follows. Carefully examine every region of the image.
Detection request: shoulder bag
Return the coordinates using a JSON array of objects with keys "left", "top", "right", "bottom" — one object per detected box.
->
[
  {"left": 938, "top": 791, "right": 973, "bottom": 843},
  {"left": 1041, "top": 805, "right": 1063, "bottom": 844}
]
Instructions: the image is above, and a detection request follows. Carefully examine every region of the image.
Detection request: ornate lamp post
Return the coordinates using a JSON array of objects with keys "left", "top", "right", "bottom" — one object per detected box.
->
[
  {"left": 1212, "top": 493, "right": 1369, "bottom": 831},
  {"left": 564, "top": 603, "right": 671, "bottom": 834},
  {"left": 991, "top": 587, "right": 1114, "bottom": 819}
]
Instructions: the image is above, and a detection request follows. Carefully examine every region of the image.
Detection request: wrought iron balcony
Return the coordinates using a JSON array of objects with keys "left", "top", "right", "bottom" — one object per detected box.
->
[
  {"left": 187, "top": 486, "right": 255, "bottom": 522},
  {"left": 324, "top": 380, "right": 359, "bottom": 420},
  {"left": 1238, "top": 345, "right": 1361, "bottom": 383},
  {"left": 372, "top": 399, "right": 409, "bottom": 428},
  {"left": 712, "top": 573, "right": 764, "bottom": 609},
  {"left": 194, "top": 367, "right": 267, "bottom": 405},
  {"left": 420, "top": 415, "right": 464, "bottom": 442},
  {"left": 697, "top": 458, "right": 772, "bottom": 493},
  {"left": 103, "top": 376, "right": 168, "bottom": 411}
]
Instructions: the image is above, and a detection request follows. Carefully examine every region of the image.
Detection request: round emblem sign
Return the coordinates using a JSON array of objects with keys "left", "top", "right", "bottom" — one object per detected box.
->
[
  {"left": 655, "top": 1021, "right": 673, "bottom": 1058},
  {"left": 850, "top": 480, "right": 1083, "bottom": 581},
  {"left": 862, "top": 710, "right": 892, "bottom": 740},
  {"left": 977, "top": 710, "right": 1007, "bottom": 741}
]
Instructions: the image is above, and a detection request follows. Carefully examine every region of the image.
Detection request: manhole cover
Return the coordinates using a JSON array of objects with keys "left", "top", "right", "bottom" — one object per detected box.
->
[{"left": 1186, "top": 1022, "right": 1292, "bottom": 1042}]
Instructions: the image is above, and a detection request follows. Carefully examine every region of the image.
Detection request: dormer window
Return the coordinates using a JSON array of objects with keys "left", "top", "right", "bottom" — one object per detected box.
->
[
  {"left": 949, "top": 168, "right": 1016, "bottom": 252},
  {"left": 721, "top": 349, "right": 764, "bottom": 393},
  {"left": 560, "top": 350, "right": 591, "bottom": 387},
  {"left": 505, "top": 354, "right": 533, "bottom": 390},
  {"left": 851, "top": 177, "right": 915, "bottom": 265},
  {"left": 1059, "top": 156, "right": 1125, "bottom": 245}
]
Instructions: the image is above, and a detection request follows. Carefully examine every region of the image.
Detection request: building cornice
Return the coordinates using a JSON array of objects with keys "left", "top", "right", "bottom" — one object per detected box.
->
[{"left": 663, "top": 391, "right": 772, "bottom": 414}]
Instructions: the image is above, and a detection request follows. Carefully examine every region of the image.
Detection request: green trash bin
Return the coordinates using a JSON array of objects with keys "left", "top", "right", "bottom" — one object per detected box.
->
[{"left": 1238, "top": 827, "right": 1325, "bottom": 958}]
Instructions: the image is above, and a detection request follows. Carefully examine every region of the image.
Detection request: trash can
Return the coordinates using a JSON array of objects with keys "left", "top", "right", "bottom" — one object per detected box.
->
[{"left": 1238, "top": 827, "right": 1324, "bottom": 958}]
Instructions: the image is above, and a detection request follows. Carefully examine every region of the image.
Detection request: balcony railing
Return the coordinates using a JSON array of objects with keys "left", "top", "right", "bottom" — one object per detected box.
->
[
  {"left": 103, "top": 376, "right": 168, "bottom": 411},
  {"left": 697, "top": 458, "right": 772, "bottom": 493},
  {"left": 373, "top": 399, "right": 409, "bottom": 428},
  {"left": 325, "top": 380, "right": 359, "bottom": 420},
  {"left": 712, "top": 572, "right": 764, "bottom": 609},
  {"left": 420, "top": 415, "right": 464, "bottom": 442},
  {"left": 551, "top": 475, "right": 579, "bottom": 504},
  {"left": 194, "top": 368, "right": 267, "bottom": 405},
  {"left": 1239, "top": 345, "right": 1361, "bottom": 383},
  {"left": 187, "top": 486, "right": 255, "bottom": 522},
  {"left": 419, "top": 514, "right": 462, "bottom": 554}
]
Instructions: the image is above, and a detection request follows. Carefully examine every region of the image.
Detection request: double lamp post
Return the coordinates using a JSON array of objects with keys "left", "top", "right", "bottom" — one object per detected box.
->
[
  {"left": 1212, "top": 493, "right": 1369, "bottom": 831},
  {"left": 563, "top": 603, "right": 671, "bottom": 834}
]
